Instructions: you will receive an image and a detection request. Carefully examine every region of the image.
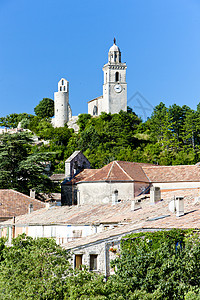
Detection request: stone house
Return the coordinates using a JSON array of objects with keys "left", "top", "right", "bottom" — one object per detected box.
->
[{"left": 62, "top": 160, "right": 200, "bottom": 206}]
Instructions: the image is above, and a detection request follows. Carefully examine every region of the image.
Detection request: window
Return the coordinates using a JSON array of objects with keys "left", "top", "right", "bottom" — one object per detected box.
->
[
  {"left": 75, "top": 254, "right": 82, "bottom": 269},
  {"left": 105, "top": 73, "right": 107, "bottom": 83},
  {"left": 63, "top": 86, "right": 66, "bottom": 91},
  {"left": 115, "top": 72, "right": 119, "bottom": 82},
  {"left": 90, "top": 254, "right": 97, "bottom": 271},
  {"left": 93, "top": 105, "right": 98, "bottom": 116},
  {"left": 60, "top": 86, "right": 62, "bottom": 91},
  {"left": 62, "top": 80, "right": 64, "bottom": 85}
]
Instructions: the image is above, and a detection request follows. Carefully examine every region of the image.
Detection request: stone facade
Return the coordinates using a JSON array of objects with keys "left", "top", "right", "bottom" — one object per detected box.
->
[
  {"left": 76, "top": 181, "right": 149, "bottom": 205},
  {"left": 61, "top": 151, "right": 91, "bottom": 205},
  {"left": 88, "top": 39, "right": 127, "bottom": 116}
]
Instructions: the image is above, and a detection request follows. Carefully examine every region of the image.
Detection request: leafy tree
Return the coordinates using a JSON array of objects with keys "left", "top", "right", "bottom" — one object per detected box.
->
[
  {"left": 0, "top": 235, "right": 72, "bottom": 300},
  {"left": 0, "top": 132, "right": 54, "bottom": 195},
  {"left": 109, "top": 229, "right": 200, "bottom": 299},
  {"left": 34, "top": 98, "right": 54, "bottom": 118},
  {"left": 0, "top": 113, "right": 35, "bottom": 128}
]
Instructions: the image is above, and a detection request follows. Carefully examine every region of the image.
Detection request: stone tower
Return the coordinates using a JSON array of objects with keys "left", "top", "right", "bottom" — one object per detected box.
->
[
  {"left": 102, "top": 38, "right": 127, "bottom": 114},
  {"left": 54, "top": 78, "right": 72, "bottom": 127}
]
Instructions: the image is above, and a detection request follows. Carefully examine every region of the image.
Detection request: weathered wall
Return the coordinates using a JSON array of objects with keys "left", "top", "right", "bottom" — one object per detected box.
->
[{"left": 77, "top": 181, "right": 135, "bottom": 205}]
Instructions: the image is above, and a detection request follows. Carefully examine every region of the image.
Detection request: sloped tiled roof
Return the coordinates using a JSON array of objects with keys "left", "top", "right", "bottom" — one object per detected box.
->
[
  {"left": 63, "top": 196, "right": 200, "bottom": 250},
  {"left": 143, "top": 165, "right": 200, "bottom": 183},
  {"left": 2, "top": 188, "right": 199, "bottom": 226},
  {"left": 76, "top": 161, "right": 151, "bottom": 183},
  {"left": 0, "top": 190, "right": 45, "bottom": 219}
]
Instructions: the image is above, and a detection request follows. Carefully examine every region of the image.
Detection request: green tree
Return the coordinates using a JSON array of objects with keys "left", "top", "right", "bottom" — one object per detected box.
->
[
  {"left": 0, "top": 132, "right": 53, "bottom": 195},
  {"left": 0, "top": 113, "right": 35, "bottom": 128},
  {"left": 34, "top": 98, "right": 54, "bottom": 118},
  {"left": 109, "top": 229, "right": 200, "bottom": 299},
  {"left": 0, "top": 235, "right": 72, "bottom": 300}
]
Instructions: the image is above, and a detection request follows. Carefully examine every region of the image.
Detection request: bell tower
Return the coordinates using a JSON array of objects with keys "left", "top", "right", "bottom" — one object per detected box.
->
[
  {"left": 54, "top": 78, "right": 72, "bottom": 127},
  {"left": 102, "top": 38, "right": 127, "bottom": 114}
]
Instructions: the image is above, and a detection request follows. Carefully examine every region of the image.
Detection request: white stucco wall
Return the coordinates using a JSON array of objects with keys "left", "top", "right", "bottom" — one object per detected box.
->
[{"left": 152, "top": 182, "right": 200, "bottom": 190}]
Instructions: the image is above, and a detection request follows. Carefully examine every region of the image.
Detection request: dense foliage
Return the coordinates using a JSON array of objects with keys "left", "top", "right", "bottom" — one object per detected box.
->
[
  {"left": 1, "top": 231, "right": 200, "bottom": 299},
  {"left": 34, "top": 98, "right": 54, "bottom": 118},
  {"left": 0, "top": 132, "right": 54, "bottom": 195},
  {"left": 2, "top": 101, "right": 200, "bottom": 178}
]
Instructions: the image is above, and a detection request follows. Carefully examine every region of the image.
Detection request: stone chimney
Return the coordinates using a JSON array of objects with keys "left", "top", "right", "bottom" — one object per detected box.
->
[
  {"left": 169, "top": 196, "right": 184, "bottom": 217},
  {"left": 175, "top": 196, "right": 184, "bottom": 217},
  {"left": 131, "top": 199, "right": 141, "bottom": 211},
  {"left": 150, "top": 186, "right": 161, "bottom": 204}
]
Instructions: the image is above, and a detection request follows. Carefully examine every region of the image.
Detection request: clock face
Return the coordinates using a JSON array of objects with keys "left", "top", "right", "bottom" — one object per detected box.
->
[{"left": 114, "top": 84, "right": 122, "bottom": 93}]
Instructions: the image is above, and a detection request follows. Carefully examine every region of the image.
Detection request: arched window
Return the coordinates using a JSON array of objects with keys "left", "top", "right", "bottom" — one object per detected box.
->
[
  {"left": 60, "top": 86, "right": 62, "bottom": 91},
  {"left": 62, "top": 80, "right": 64, "bottom": 85},
  {"left": 93, "top": 105, "right": 98, "bottom": 116},
  {"left": 63, "top": 86, "right": 66, "bottom": 91},
  {"left": 115, "top": 72, "right": 119, "bottom": 82},
  {"left": 114, "top": 190, "right": 118, "bottom": 195}
]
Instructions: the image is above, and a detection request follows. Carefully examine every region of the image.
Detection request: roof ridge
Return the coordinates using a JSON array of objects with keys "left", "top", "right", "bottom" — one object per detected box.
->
[
  {"left": 143, "top": 165, "right": 197, "bottom": 169},
  {"left": 115, "top": 161, "right": 134, "bottom": 181},
  {"left": 106, "top": 161, "right": 115, "bottom": 180}
]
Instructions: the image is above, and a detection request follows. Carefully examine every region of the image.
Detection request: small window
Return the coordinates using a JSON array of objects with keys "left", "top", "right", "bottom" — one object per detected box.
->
[
  {"left": 90, "top": 254, "right": 97, "bottom": 271},
  {"left": 93, "top": 105, "right": 98, "bottom": 116},
  {"left": 63, "top": 86, "right": 66, "bottom": 91},
  {"left": 105, "top": 73, "right": 107, "bottom": 83},
  {"left": 115, "top": 72, "right": 119, "bottom": 82},
  {"left": 114, "top": 190, "right": 118, "bottom": 195},
  {"left": 62, "top": 80, "right": 64, "bottom": 85},
  {"left": 60, "top": 86, "right": 62, "bottom": 91},
  {"left": 75, "top": 254, "right": 82, "bottom": 269}
]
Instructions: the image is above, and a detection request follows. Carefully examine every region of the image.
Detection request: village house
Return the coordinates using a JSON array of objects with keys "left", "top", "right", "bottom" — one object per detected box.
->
[
  {"left": 62, "top": 158, "right": 200, "bottom": 206},
  {"left": 63, "top": 193, "right": 200, "bottom": 275}
]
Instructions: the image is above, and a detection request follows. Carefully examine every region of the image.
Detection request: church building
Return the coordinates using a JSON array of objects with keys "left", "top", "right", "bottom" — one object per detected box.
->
[
  {"left": 53, "top": 39, "right": 127, "bottom": 128},
  {"left": 88, "top": 38, "right": 127, "bottom": 116}
]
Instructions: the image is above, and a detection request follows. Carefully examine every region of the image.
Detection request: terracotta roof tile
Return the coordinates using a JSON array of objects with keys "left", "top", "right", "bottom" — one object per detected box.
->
[
  {"left": 77, "top": 161, "right": 151, "bottom": 183},
  {"left": 143, "top": 165, "right": 200, "bottom": 182}
]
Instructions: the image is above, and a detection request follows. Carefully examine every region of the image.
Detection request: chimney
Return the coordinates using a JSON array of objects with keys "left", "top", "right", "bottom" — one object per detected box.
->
[
  {"left": 150, "top": 186, "right": 161, "bottom": 204},
  {"left": 169, "top": 196, "right": 184, "bottom": 217},
  {"left": 30, "top": 189, "right": 35, "bottom": 199},
  {"left": 28, "top": 203, "right": 33, "bottom": 214},
  {"left": 112, "top": 190, "right": 118, "bottom": 205},
  {"left": 131, "top": 199, "right": 141, "bottom": 211},
  {"left": 175, "top": 196, "right": 184, "bottom": 217}
]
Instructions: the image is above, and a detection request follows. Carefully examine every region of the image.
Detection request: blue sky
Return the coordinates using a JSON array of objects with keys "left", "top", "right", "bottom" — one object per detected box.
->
[{"left": 0, "top": 0, "right": 200, "bottom": 120}]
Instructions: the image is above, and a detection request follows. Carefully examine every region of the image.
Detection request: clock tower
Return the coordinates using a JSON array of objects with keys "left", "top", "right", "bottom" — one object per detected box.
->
[{"left": 102, "top": 38, "right": 127, "bottom": 114}]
